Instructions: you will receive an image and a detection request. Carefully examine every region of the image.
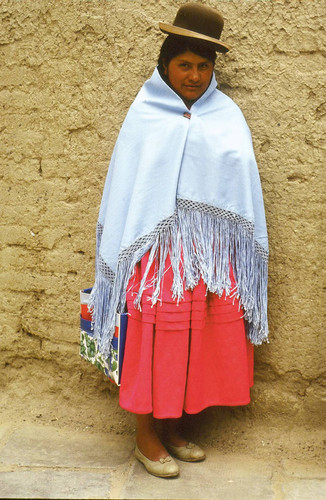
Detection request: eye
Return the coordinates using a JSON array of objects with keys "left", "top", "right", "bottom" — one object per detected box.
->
[
  {"left": 199, "top": 63, "right": 210, "bottom": 69},
  {"left": 179, "top": 63, "right": 190, "bottom": 68}
]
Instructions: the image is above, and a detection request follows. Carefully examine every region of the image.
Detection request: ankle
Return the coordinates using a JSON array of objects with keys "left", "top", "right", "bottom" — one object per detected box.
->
[
  {"left": 164, "top": 433, "right": 188, "bottom": 447},
  {"left": 136, "top": 434, "right": 168, "bottom": 461},
  {"left": 161, "top": 418, "right": 188, "bottom": 447}
]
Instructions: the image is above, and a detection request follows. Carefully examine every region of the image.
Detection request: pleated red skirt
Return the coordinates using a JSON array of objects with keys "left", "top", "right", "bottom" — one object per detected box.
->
[{"left": 119, "top": 252, "right": 254, "bottom": 419}]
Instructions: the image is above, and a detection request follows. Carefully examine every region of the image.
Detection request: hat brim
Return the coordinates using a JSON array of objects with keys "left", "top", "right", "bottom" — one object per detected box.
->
[{"left": 159, "top": 22, "right": 231, "bottom": 53}]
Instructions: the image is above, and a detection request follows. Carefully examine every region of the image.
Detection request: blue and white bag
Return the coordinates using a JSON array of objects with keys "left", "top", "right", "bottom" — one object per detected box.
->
[{"left": 80, "top": 288, "right": 127, "bottom": 386}]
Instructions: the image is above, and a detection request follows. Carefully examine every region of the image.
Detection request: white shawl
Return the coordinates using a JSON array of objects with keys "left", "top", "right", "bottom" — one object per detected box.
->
[{"left": 90, "top": 68, "right": 269, "bottom": 357}]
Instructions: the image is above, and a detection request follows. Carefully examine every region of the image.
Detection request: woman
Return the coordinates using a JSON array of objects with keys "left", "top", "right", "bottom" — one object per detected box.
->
[{"left": 90, "top": 3, "right": 268, "bottom": 478}]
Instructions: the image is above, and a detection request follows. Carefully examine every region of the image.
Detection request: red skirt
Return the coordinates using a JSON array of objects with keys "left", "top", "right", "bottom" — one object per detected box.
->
[{"left": 119, "top": 252, "right": 254, "bottom": 419}]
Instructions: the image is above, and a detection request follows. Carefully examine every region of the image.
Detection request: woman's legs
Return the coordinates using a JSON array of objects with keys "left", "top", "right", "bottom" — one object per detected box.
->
[
  {"left": 136, "top": 414, "right": 187, "bottom": 460},
  {"left": 160, "top": 418, "right": 188, "bottom": 446},
  {"left": 136, "top": 414, "right": 168, "bottom": 461}
]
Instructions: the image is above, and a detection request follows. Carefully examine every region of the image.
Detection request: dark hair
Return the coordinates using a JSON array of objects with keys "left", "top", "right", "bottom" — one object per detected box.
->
[{"left": 158, "top": 35, "right": 217, "bottom": 73}]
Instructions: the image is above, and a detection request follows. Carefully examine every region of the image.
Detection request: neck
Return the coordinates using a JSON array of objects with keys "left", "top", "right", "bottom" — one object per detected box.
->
[{"left": 183, "top": 98, "right": 196, "bottom": 110}]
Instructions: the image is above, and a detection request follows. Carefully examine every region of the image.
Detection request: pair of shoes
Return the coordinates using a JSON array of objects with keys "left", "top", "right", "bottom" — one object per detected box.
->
[
  {"left": 165, "top": 442, "right": 206, "bottom": 462},
  {"left": 135, "top": 445, "right": 179, "bottom": 478}
]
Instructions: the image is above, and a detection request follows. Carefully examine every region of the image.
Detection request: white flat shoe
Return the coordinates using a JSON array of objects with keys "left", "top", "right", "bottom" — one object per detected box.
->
[
  {"left": 135, "top": 445, "right": 180, "bottom": 478},
  {"left": 165, "top": 442, "right": 206, "bottom": 462}
]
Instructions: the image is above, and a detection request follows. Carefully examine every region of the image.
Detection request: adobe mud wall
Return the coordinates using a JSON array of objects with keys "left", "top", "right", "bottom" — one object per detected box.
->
[{"left": 1, "top": 0, "right": 325, "bottom": 433}]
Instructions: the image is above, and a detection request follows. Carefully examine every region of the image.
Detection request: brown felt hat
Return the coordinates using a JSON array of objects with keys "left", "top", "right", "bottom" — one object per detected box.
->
[{"left": 159, "top": 2, "right": 231, "bottom": 53}]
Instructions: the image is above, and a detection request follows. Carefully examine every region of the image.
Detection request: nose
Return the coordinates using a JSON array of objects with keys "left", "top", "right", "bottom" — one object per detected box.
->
[{"left": 189, "top": 67, "right": 200, "bottom": 82}]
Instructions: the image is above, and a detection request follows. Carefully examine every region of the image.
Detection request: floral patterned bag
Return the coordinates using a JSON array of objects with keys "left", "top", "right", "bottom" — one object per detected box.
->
[{"left": 80, "top": 288, "right": 127, "bottom": 386}]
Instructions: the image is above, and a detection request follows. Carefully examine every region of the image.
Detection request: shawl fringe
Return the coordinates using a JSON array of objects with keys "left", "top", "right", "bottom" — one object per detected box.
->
[{"left": 89, "top": 199, "right": 268, "bottom": 358}]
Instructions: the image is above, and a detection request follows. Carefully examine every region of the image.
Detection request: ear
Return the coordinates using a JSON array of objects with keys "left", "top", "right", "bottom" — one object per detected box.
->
[{"left": 162, "top": 59, "right": 168, "bottom": 76}]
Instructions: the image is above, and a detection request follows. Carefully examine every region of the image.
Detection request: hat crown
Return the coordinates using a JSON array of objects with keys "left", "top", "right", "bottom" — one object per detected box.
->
[
  {"left": 159, "top": 2, "right": 230, "bottom": 53},
  {"left": 173, "top": 3, "right": 224, "bottom": 40}
]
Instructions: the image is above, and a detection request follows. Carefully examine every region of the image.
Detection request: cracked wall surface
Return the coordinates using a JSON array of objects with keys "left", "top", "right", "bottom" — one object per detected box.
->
[{"left": 1, "top": 0, "right": 325, "bottom": 430}]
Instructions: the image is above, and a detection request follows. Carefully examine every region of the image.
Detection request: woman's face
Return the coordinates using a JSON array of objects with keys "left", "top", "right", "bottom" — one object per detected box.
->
[{"left": 164, "top": 50, "right": 214, "bottom": 107}]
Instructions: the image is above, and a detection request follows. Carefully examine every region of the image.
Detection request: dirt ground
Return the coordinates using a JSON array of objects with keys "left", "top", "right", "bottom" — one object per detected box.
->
[{"left": 2, "top": 365, "right": 325, "bottom": 469}]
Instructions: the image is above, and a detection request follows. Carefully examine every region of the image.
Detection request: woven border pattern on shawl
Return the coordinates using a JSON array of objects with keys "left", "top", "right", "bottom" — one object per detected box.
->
[{"left": 89, "top": 198, "right": 268, "bottom": 358}]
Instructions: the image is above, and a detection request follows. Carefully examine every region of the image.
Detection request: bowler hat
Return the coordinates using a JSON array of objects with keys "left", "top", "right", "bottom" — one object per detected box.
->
[{"left": 159, "top": 2, "right": 230, "bottom": 53}]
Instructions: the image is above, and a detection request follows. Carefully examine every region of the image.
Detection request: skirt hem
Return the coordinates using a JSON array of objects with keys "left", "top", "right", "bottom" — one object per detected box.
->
[{"left": 120, "top": 398, "right": 252, "bottom": 418}]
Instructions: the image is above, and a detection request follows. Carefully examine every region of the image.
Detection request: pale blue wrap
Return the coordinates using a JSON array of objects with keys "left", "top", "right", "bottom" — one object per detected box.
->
[{"left": 90, "top": 68, "right": 269, "bottom": 358}]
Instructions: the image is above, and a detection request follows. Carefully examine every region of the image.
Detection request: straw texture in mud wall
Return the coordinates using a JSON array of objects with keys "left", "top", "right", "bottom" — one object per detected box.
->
[{"left": 1, "top": 0, "right": 325, "bottom": 428}]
